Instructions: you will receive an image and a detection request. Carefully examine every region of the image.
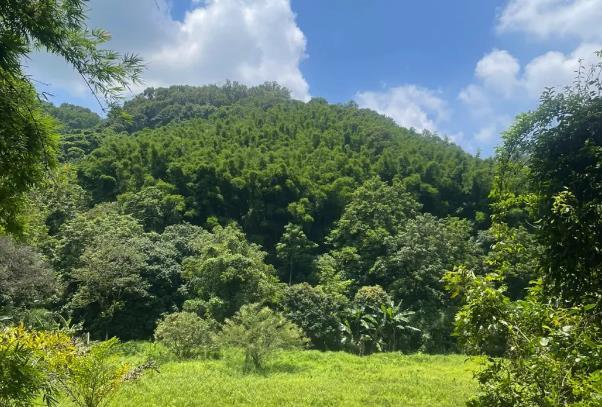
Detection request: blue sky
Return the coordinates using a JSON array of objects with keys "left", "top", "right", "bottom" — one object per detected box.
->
[
  {"left": 27, "top": 0, "right": 602, "bottom": 156},
  {"left": 292, "top": 0, "right": 502, "bottom": 100}
]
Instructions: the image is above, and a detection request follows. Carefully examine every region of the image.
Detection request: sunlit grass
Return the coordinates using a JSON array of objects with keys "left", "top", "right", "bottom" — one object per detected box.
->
[{"left": 109, "top": 349, "right": 479, "bottom": 406}]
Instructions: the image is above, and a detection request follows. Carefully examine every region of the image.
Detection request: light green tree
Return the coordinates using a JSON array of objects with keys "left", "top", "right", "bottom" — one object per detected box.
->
[{"left": 117, "top": 182, "right": 185, "bottom": 233}]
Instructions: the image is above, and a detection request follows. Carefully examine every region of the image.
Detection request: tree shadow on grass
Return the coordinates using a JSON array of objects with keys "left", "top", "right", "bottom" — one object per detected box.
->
[
  {"left": 261, "top": 360, "right": 304, "bottom": 375},
  {"left": 223, "top": 356, "right": 306, "bottom": 376}
]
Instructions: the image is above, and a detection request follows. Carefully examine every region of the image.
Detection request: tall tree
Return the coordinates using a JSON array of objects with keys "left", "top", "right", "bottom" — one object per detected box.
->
[
  {"left": 328, "top": 177, "right": 421, "bottom": 285},
  {"left": 182, "top": 224, "right": 282, "bottom": 320},
  {"left": 276, "top": 223, "right": 317, "bottom": 285}
]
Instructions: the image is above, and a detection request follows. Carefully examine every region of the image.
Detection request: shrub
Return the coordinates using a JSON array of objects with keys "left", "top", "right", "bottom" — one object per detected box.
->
[
  {"left": 220, "top": 304, "right": 306, "bottom": 371},
  {"left": 0, "top": 326, "right": 148, "bottom": 407},
  {"left": 0, "top": 325, "right": 76, "bottom": 406},
  {"left": 57, "top": 338, "right": 135, "bottom": 407},
  {"left": 0, "top": 343, "right": 46, "bottom": 407},
  {"left": 448, "top": 269, "right": 602, "bottom": 406},
  {"left": 154, "top": 311, "right": 219, "bottom": 359},
  {"left": 347, "top": 286, "right": 423, "bottom": 354},
  {"left": 282, "top": 283, "right": 343, "bottom": 350}
]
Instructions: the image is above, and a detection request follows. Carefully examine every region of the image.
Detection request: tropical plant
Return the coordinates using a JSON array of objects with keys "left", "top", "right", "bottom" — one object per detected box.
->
[
  {"left": 0, "top": 325, "right": 77, "bottom": 406},
  {"left": 341, "top": 300, "right": 418, "bottom": 355},
  {"left": 56, "top": 338, "right": 133, "bottom": 407},
  {"left": 220, "top": 304, "right": 306, "bottom": 371}
]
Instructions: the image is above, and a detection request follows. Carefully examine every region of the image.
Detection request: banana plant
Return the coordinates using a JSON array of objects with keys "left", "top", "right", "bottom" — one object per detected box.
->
[{"left": 340, "top": 300, "right": 419, "bottom": 355}]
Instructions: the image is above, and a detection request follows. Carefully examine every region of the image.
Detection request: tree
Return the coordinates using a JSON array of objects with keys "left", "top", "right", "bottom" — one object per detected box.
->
[
  {"left": 371, "top": 214, "right": 481, "bottom": 351},
  {"left": 0, "top": 236, "right": 59, "bottom": 313},
  {"left": 276, "top": 223, "right": 317, "bottom": 285},
  {"left": 53, "top": 208, "right": 205, "bottom": 339},
  {"left": 0, "top": 78, "right": 58, "bottom": 235},
  {"left": 0, "top": 0, "right": 142, "bottom": 233},
  {"left": 52, "top": 203, "right": 144, "bottom": 273},
  {"left": 281, "top": 283, "right": 343, "bottom": 350},
  {"left": 117, "top": 182, "right": 185, "bottom": 232},
  {"left": 446, "top": 54, "right": 602, "bottom": 406},
  {"left": 328, "top": 177, "right": 421, "bottom": 285},
  {"left": 68, "top": 233, "right": 150, "bottom": 339},
  {"left": 496, "top": 61, "right": 602, "bottom": 304},
  {"left": 220, "top": 304, "right": 306, "bottom": 371},
  {"left": 182, "top": 224, "right": 282, "bottom": 320},
  {"left": 25, "top": 164, "right": 89, "bottom": 244},
  {"left": 55, "top": 205, "right": 154, "bottom": 338}
]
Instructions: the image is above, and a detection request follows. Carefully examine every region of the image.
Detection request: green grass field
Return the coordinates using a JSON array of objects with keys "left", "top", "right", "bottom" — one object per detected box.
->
[{"left": 109, "top": 350, "right": 480, "bottom": 406}]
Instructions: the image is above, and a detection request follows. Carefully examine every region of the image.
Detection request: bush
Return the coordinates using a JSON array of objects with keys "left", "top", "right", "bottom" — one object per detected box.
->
[
  {"left": 0, "top": 325, "right": 76, "bottom": 406},
  {"left": 282, "top": 283, "right": 343, "bottom": 350},
  {"left": 220, "top": 304, "right": 306, "bottom": 371},
  {"left": 0, "top": 326, "right": 149, "bottom": 407},
  {"left": 57, "top": 338, "right": 133, "bottom": 407},
  {"left": 154, "top": 312, "right": 219, "bottom": 359},
  {"left": 0, "top": 343, "right": 46, "bottom": 407}
]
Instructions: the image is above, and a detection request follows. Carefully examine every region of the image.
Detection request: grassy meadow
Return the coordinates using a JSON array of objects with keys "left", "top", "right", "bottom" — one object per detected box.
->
[{"left": 107, "top": 349, "right": 480, "bottom": 406}]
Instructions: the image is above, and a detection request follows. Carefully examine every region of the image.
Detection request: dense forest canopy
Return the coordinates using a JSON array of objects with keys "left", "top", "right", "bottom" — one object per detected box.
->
[
  {"left": 0, "top": 82, "right": 494, "bottom": 345},
  {"left": 51, "top": 83, "right": 492, "bottom": 251}
]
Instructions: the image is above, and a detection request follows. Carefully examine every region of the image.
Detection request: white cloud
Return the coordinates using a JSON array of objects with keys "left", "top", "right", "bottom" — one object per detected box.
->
[
  {"left": 458, "top": 84, "right": 494, "bottom": 118},
  {"left": 462, "top": 45, "right": 601, "bottom": 105},
  {"left": 523, "top": 42, "right": 602, "bottom": 97},
  {"left": 26, "top": 0, "right": 310, "bottom": 103},
  {"left": 355, "top": 85, "right": 448, "bottom": 133},
  {"left": 475, "top": 49, "right": 521, "bottom": 97},
  {"left": 498, "top": 0, "right": 602, "bottom": 42},
  {"left": 457, "top": 44, "right": 600, "bottom": 153}
]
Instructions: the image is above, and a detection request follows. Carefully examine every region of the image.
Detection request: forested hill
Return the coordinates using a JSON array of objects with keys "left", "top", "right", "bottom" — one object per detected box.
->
[{"left": 52, "top": 82, "right": 492, "bottom": 252}]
